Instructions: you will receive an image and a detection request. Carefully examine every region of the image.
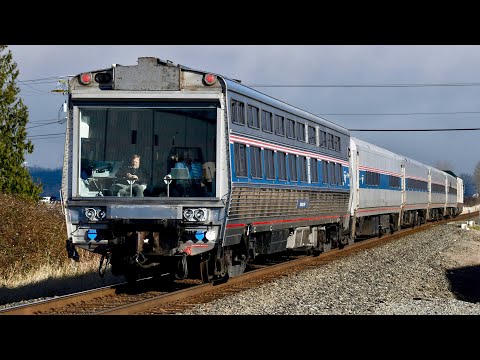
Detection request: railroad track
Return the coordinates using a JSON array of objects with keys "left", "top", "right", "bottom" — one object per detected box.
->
[{"left": 2, "top": 212, "right": 477, "bottom": 315}]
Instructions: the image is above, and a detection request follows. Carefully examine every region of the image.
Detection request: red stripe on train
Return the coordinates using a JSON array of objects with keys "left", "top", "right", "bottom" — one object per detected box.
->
[{"left": 226, "top": 214, "right": 348, "bottom": 228}]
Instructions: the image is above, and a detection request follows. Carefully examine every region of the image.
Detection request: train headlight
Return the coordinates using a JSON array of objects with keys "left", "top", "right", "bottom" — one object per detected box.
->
[
  {"left": 84, "top": 207, "right": 107, "bottom": 221},
  {"left": 183, "top": 208, "right": 208, "bottom": 222},
  {"left": 85, "top": 208, "right": 96, "bottom": 221},
  {"left": 96, "top": 209, "right": 106, "bottom": 220},
  {"left": 194, "top": 208, "right": 207, "bottom": 222},
  {"left": 94, "top": 72, "right": 112, "bottom": 83},
  {"left": 183, "top": 209, "right": 195, "bottom": 221}
]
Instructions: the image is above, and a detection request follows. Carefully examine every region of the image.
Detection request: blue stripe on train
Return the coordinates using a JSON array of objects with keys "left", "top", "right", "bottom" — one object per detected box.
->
[
  {"left": 358, "top": 170, "right": 430, "bottom": 192},
  {"left": 230, "top": 143, "right": 350, "bottom": 190}
]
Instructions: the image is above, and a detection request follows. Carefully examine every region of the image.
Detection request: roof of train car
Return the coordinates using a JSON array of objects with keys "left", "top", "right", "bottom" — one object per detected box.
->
[
  {"left": 71, "top": 56, "right": 350, "bottom": 136},
  {"left": 352, "top": 136, "right": 454, "bottom": 177},
  {"left": 351, "top": 137, "right": 406, "bottom": 162},
  {"left": 173, "top": 59, "right": 350, "bottom": 135},
  {"left": 182, "top": 60, "right": 349, "bottom": 136},
  {"left": 223, "top": 78, "right": 349, "bottom": 136}
]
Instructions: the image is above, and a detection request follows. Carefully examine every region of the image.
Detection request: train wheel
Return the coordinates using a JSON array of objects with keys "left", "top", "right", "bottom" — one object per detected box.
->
[
  {"left": 174, "top": 255, "right": 188, "bottom": 280},
  {"left": 231, "top": 253, "right": 247, "bottom": 277},
  {"left": 226, "top": 245, "right": 247, "bottom": 278},
  {"left": 378, "top": 225, "right": 384, "bottom": 238},
  {"left": 390, "top": 223, "right": 396, "bottom": 234},
  {"left": 199, "top": 259, "right": 211, "bottom": 283},
  {"left": 209, "top": 247, "right": 229, "bottom": 285}
]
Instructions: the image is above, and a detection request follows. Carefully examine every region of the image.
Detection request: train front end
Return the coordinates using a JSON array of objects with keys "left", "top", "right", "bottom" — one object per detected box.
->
[{"left": 61, "top": 57, "right": 229, "bottom": 282}]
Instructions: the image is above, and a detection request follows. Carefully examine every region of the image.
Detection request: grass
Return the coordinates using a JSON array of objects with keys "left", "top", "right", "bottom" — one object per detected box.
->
[{"left": 0, "top": 193, "right": 101, "bottom": 289}]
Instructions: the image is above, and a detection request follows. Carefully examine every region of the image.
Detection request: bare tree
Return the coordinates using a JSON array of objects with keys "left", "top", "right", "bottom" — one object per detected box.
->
[
  {"left": 474, "top": 161, "right": 480, "bottom": 195},
  {"left": 460, "top": 172, "right": 477, "bottom": 197}
]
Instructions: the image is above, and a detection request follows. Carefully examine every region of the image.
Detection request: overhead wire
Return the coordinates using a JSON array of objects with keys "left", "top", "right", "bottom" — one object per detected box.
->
[
  {"left": 317, "top": 111, "right": 480, "bottom": 116},
  {"left": 349, "top": 128, "right": 480, "bottom": 132},
  {"left": 248, "top": 82, "right": 480, "bottom": 88},
  {"left": 15, "top": 77, "right": 480, "bottom": 135},
  {"left": 27, "top": 121, "right": 64, "bottom": 130}
]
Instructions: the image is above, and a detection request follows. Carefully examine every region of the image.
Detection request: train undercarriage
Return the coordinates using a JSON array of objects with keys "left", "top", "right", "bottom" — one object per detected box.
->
[
  {"left": 67, "top": 206, "right": 461, "bottom": 284},
  {"left": 68, "top": 219, "right": 353, "bottom": 284}
]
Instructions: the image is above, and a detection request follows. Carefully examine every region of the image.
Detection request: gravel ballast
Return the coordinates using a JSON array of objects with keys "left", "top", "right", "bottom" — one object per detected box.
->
[{"left": 182, "top": 222, "right": 480, "bottom": 315}]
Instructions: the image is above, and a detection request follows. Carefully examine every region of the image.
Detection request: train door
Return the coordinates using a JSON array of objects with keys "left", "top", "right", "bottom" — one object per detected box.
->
[
  {"left": 427, "top": 168, "right": 432, "bottom": 220},
  {"left": 348, "top": 139, "right": 359, "bottom": 238},
  {"left": 400, "top": 163, "right": 406, "bottom": 228}
]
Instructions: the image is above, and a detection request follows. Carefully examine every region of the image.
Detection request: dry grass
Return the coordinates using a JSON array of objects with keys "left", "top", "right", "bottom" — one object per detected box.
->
[
  {"left": 1, "top": 250, "right": 99, "bottom": 288},
  {"left": 0, "top": 193, "right": 104, "bottom": 288}
]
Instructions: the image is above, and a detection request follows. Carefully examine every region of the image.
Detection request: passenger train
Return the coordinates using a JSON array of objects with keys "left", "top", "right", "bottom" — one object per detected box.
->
[{"left": 61, "top": 57, "right": 464, "bottom": 283}]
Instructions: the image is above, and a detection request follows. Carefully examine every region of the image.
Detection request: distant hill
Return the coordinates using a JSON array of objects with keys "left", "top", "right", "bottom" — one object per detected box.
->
[{"left": 28, "top": 167, "right": 62, "bottom": 197}]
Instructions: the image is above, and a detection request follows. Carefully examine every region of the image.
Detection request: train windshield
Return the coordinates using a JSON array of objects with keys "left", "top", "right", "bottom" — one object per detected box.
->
[{"left": 77, "top": 103, "right": 218, "bottom": 198}]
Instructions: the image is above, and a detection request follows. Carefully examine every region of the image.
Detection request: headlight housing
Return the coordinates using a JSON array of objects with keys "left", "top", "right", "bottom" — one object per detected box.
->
[
  {"left": 194, "top": 209, "right": 207, "bottom": 221},
  {"left": 183, "top": 208, "right": 208, "bottom": 222},
  {"left": 183, "top": 209, "right": 194, "bottom": 221},
  {"left": 84, "top": 207, "right": 107, "bottom": 221}
]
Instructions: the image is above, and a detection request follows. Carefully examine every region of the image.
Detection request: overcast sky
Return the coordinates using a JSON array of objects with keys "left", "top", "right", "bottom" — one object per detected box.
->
[{"left": 9, "top": 45, "right": 480, "bottom": 176}]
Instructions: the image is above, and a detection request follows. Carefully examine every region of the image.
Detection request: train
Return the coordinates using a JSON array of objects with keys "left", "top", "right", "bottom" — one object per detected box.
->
[{"left": 61, "top": 57, "right": 464, "bottom": 283}]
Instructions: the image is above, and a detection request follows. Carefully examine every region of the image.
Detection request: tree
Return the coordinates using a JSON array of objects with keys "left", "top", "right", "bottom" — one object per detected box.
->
[
  {"left": 459, "top": 172, "right": 476, "bottom": 197},
  {"left": 0, "top": 45, "right": 41, "bottom": 199},
  {"left": 474, "top": 161, "right": 480, "bottom": 196}
]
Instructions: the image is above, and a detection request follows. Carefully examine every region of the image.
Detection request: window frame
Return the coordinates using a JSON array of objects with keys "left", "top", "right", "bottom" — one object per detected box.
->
[
  {"left": 247, "top": 104, "right": 260, "bottom": 129},
  {"left": 265, "top": 149, "right": 275, "bottom": 180},
  {"left": 261, "top": 110, "right": 273, "bottom": 133},
  {"left": 289, "top": 154, "right": 298, "bottom": 182},
  {"left": 250, "top": 145, "right": 263, "bottom": 179},
  {"left": 308, "top": 125, "right": 316, "bottom": 145},
  {"left": 277, "top": 151, "right": 287, "bottom": 181},
  {"left": 286, "top": 118, "right": 296, "bottom": 139},
  {"left": 297, "top": 122, "right": 306, "bottom": 142},
  {"left": 231, "top": 99, "right": 245, "bottom": 125},
  {"left": 234, "top": 143, "right": 248, "bottom": 177},
  {"left": 310, "top": 158, "right": 318, "bottom": 183},
  {"left": 274, "top": 114, "right": 285, "bottom": 136}
]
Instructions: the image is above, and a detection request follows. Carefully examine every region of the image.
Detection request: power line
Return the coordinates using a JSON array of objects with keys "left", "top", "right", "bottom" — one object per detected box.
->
[
  {"left": 27, "top": 136, "right": 65, "bottom": 141},
  {"left": 27, "top": 121, "right": 64, "bottom": 130},
  {"left": 19, "top": 80, "right": 59, "bottom": 85},
  {"left": 27, "top": 132, "right": 65, "bottom": 138},
  {"left": 28, "top": 118, "right": 61, "bottom": 124},
  {"left": 248, "top": 82, "right": 480, "bottom": 88},
  {"left": 17, "top": 76, "right": 480, "bottom": 88},
  {"left": 27, "top": 135, "right": 64, "bottom": 140},
  {"left": 24, "top": 129, "right": 480, "bottom": 139},
  {"left": 318, "top": 111, "right": 480, "bottom": 116},
  {"left": 18, "top": 76, "right": 69, "bottom": 83},
  {"left": 21, "top": 82, "right": 54, "bottom": 94},
  {"left": 349, "top": 128, "right": 480, "bottom": 132},
  {"left": 20, "top": 93, "right": 60, "bottom": 97}
]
